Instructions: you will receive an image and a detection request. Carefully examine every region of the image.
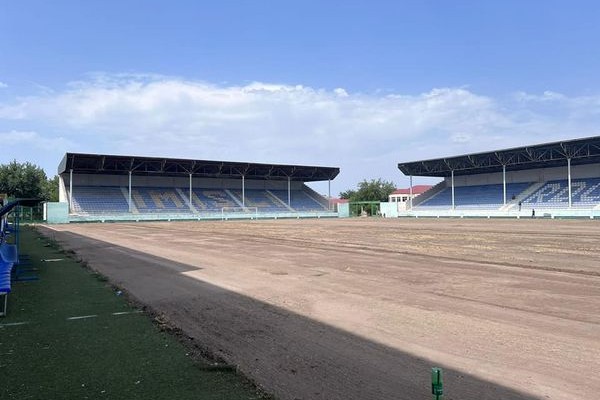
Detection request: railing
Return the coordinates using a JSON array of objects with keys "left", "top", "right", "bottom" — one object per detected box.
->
[
  {"left": 398, "top": 207, "right": 600, "bottom": 219},
  {"left": 67, "top": 209, "right": 339, "bottom": 223}
]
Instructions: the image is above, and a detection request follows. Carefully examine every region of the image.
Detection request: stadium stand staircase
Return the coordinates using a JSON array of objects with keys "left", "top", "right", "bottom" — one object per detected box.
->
[
  {"left": 175, "top": 188, "right": 198, "bottom": 213},
  {"left": 230, "top": 189, "right": 288, "bottom": 212},
  {"left": 265, "top": 190, "right": 295, "bottom": 211},
  {"left": 303, "top": 185, "right": 331, "bottom": 209},
  {"left": 410, "top": 181, "right": 446, "bottom": 208},
  {"left": 269, "top": 189, "right": 328, "bottom": 211},
  {"left": 224, "top": 189, "right": 246, "bottom": 209},
  {"left": 119, "top": 187, "right": 138, "bottom": 214},
  {"left": 499, "top": 182, "right": 545, "bottom": 211}
]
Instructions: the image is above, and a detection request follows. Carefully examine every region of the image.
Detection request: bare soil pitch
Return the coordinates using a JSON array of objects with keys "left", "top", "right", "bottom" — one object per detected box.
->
[{"left": 40, "top": 218, "right": 600, "bottom": 400}]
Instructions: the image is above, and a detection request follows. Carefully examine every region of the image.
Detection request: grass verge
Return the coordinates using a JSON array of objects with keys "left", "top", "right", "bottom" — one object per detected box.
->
[{"left": 0, "top": 226, "right": 271, "bottom": 400}]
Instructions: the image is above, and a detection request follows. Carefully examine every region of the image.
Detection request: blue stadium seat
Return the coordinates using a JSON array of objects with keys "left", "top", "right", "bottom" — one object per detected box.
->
[
  {"left": 417, "top": 183, "right": 531, "bottom": 209},
  {"left": 192, "top": 189, "right": 238, "bottom": 211},
  {"left": 269, "top": 190, "right": 328, "bottom": 211},
  {"left": 132, "top": 188, "right": 190, "bottom": 213},
  {"left": 71, "top": 186, "right": 129, "bottom": 214},
  {"left": 521, "top": 178, "right": 600, "bottom": 209},
  {"left": 230, "top": 190, "right": 288, "bottom": 212},
  {"left": 70, "top": 185, "right": 331, "bottom": 214}
]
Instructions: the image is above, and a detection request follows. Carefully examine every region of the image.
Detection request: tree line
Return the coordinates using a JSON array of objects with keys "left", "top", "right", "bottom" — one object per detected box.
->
[{"left": 0, "top": 160, "right": 59, "bottom": 202}]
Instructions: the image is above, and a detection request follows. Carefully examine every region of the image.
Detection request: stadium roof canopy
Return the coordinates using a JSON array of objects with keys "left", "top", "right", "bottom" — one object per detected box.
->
[
  {"left": 398, "top": 136, "right": 600, "bottom": 177},
  {"left": 58, "top": 153, "right": 339, "bottom": 182}
]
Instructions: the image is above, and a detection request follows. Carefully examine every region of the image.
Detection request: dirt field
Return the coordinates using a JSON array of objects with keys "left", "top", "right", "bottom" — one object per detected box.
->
[{"left": 40, "top": 218, "right": 600, "bottom": 400}]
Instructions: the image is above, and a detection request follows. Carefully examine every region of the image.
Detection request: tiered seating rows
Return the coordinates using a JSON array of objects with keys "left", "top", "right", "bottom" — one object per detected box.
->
[
  {"left": 133, "top": 187, "right": 188, "bottom": 213},
  {"left": 71, "top": 186, "right": 129, "bottom": 213},
  {"left": 522, "top": 178, "right": 600, "bottom": 209},
  {"left": 192, "top": 189, "right": 237, "bottom": 211},
  {"left": 70, "top": 186, "right": 328, "bottom": 214},
  {"left": 229, "top": 190, "right": 287, "bottom": 212},
  {"left": 417, "top": 179, "right": 600, "bottom": 209},
  {"left": 418, "top": 183, "right": 531, "bottom": 209},
  {"left": 269, "top": 190, "right": 326, "bottom": 211}
]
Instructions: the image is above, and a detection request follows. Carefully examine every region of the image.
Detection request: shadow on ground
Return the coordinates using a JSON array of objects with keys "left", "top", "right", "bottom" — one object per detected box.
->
[{"left": 39, "top": 226, "right": 540, "bottom": 400}]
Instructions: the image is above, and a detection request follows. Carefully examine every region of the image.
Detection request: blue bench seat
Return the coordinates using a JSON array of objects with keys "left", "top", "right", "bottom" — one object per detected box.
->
[
  {"left": 0, "top": 261, "right": 14, "bottom": 317},
  {"left": 0, "top": 243, "right": 17, "bottom": 316}
]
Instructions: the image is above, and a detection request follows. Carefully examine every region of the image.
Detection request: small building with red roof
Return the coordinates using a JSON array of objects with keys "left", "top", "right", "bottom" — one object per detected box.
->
[{"left": 388, "top": 185, "right": 432, "bottom": 209}]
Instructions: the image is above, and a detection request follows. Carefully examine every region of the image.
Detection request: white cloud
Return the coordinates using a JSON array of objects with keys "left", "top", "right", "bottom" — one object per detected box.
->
[
  {"left": 334, "top": 88, "right": 348, "bottom": 97},
  {"left": 515, "top": 90, "right": 566, "bottom": 102},
  {"left": 450, "top": 132, "right": 472, "bottom": 143},
  {"left": 0, "top": 82, "right": 7, "bottom": 88},
  {"left": 0, "top": 130, "right": 74, "bottom": 151},
  {"left": 1, "top": 74, "right": 600, "bottom": 192}
]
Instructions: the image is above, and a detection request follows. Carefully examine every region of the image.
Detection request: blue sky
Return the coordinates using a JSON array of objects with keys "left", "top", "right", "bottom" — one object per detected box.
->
[{"left": 1, "top": 1, "right": 600, "bottom": 193}]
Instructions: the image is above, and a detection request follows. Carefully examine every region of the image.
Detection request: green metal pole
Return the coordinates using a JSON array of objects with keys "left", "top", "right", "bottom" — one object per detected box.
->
[
  {"left": 431, "top": 367, "right": 443, "bottom": 399},
  {"left": 15, "top": 205, "right": 20, "bottom": 255}
]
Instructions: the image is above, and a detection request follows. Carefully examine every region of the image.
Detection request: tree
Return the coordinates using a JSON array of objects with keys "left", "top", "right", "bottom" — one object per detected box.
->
[
  {"left": 339, "top": 189, "right": 356, "bottom": 200},
  {"left": 339, "top": 178, "right": 396, "bottom": 202},
  {"left": 43, "top": 175, "right": 60, "bottom": 202},
  {"left": 0, "top": 160, "right": 53, "bottom": 200}
]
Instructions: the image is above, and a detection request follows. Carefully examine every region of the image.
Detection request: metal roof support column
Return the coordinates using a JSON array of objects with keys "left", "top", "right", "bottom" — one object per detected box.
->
[
  {"left": 567, "top": 157, "right": 572, "bottom": 208},
  {"left": 328, "top": 179, "right": 331, "bottom": 210},
  {"left": 189, "top": 173, "right": 193, "bottom": 208},
  {"left": 409, "top": 175, "right": 413, "bottom": 210},
  {"left": 287, "top": 177, "right": 291, "bottom": 207},
  {"left": 451, "top": 170, "right": 455, "bottom": 210},
  {"left": 128, "top": 171, "right": 132, "bottom": 213},
  {"left": 503, "top": 165, "right": 507, "bottom": 205},
  {"left": 69, "top": 169, "right": 73, "bottom": 214},
  {"left": 242, "top": 175, "right": 245, "bottom": 208}
]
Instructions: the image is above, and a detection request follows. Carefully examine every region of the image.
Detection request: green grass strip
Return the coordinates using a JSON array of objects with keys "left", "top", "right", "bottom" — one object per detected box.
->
[{"left": 0, "top": 226, "right": 270, "bottom": 400}]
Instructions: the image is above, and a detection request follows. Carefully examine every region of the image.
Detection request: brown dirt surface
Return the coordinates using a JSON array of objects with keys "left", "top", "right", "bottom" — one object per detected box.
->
[{"left": 39, "top": 218, "right": 600, "bottom": 400}]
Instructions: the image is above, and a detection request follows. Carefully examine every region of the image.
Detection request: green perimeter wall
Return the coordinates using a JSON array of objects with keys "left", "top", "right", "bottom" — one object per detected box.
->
[
  {"left": 43, "top": 203, "right": 338, "bottom": 224},
  {"left": 379, "top": 202, "right": 398, "bottom": 218},
  {"left": 46, "top": 202, "right": 69, "bottom": 223},
  {"left": 337, "top": 203, "right": 350, "bottom": 217}
]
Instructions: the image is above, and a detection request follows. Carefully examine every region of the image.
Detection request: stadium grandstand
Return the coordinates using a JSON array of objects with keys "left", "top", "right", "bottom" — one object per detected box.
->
[
  {"left": 396, "top": 136, "right": 600, "bottom": 218},
  {"left": 49, "top": 153, "right": 339, "bottom": 223}
]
